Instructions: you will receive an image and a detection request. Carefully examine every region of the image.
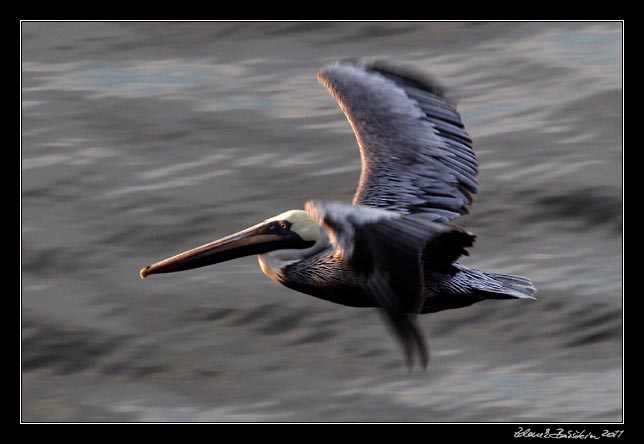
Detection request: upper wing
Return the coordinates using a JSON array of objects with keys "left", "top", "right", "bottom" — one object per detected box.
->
[
  {"left": 318, "top": 60, "right": 478, "bottom": 223},
  {"left": 305, "top": 200, "right": 474, "bottom": 368}
]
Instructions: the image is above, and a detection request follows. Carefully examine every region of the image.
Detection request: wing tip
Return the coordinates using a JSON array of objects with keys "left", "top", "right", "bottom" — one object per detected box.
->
[
  {"left": 365, "top": 60, "right": 448, "bottom": 99},
  {"left": 317, "top": 58, "right": 369, "bottom": 87},
  {"left": 318, "top": 58, "right": 455, "bottom": 104}
]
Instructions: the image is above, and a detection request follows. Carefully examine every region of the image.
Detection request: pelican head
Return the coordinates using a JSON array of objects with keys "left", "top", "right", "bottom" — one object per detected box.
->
[{"left": 139, "top": 209, "right": 324, "bottom": 280}]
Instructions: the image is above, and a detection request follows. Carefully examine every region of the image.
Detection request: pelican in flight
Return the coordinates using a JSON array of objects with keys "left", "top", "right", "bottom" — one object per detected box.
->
[{"left": 140, "top": 60, "right": 536, "bottom": 368}]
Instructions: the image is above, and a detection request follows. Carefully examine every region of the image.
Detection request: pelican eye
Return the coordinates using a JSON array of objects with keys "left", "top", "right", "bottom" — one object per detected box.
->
[
  {"left": 278, "top": 220, "right": 290, "bottom": 230},
  {"left": 268, "top": 220, "right": 291, "bottom": 233}
]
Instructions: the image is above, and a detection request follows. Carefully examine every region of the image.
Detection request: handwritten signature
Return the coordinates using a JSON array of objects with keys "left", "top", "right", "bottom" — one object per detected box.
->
[{"left": 514, "top": 428, "right": 624, "bottom": 440}]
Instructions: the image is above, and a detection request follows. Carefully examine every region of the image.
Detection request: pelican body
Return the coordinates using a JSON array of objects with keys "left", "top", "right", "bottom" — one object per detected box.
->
[{"left": 140, "top": 60, "right": 536, "bottom": 368}]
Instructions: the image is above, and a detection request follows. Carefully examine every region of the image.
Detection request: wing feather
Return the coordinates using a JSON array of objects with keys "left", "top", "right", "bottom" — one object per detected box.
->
[{"left": 318, "top": 60, "right": 478, "bottom": 223}]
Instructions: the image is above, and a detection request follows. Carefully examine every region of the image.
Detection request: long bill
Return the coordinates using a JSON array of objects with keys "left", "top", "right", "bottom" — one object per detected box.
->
[{"left": 140, "top": 222, "right": 292, "bottom": 279}]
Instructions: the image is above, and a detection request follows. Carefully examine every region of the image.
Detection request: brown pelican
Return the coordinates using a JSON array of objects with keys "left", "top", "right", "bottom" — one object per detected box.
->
[{"left": 140, "top": 60, "right": 536, "bottom": 368}]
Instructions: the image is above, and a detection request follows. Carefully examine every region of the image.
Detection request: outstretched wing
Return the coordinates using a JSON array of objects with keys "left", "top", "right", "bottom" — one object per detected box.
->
[
  {"left": 305, "top": 200, "right": 474, "bottom": 368},
  {"left": 318, "top": 60, "right": 478, "bottom": 223}
]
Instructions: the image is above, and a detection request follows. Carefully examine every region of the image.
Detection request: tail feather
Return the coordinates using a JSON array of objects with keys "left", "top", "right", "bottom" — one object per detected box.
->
[
  {"left": 481, "top": 272, "right": 537, "bottom": 300},
  {"left": 421, "top": 265, "right": 537, "bottom": 313}
]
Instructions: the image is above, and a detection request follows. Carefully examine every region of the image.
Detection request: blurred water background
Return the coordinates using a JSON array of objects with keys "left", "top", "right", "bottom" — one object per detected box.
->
[{"left": 21, "top": 22, "right": 622, "bottom": 422}]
